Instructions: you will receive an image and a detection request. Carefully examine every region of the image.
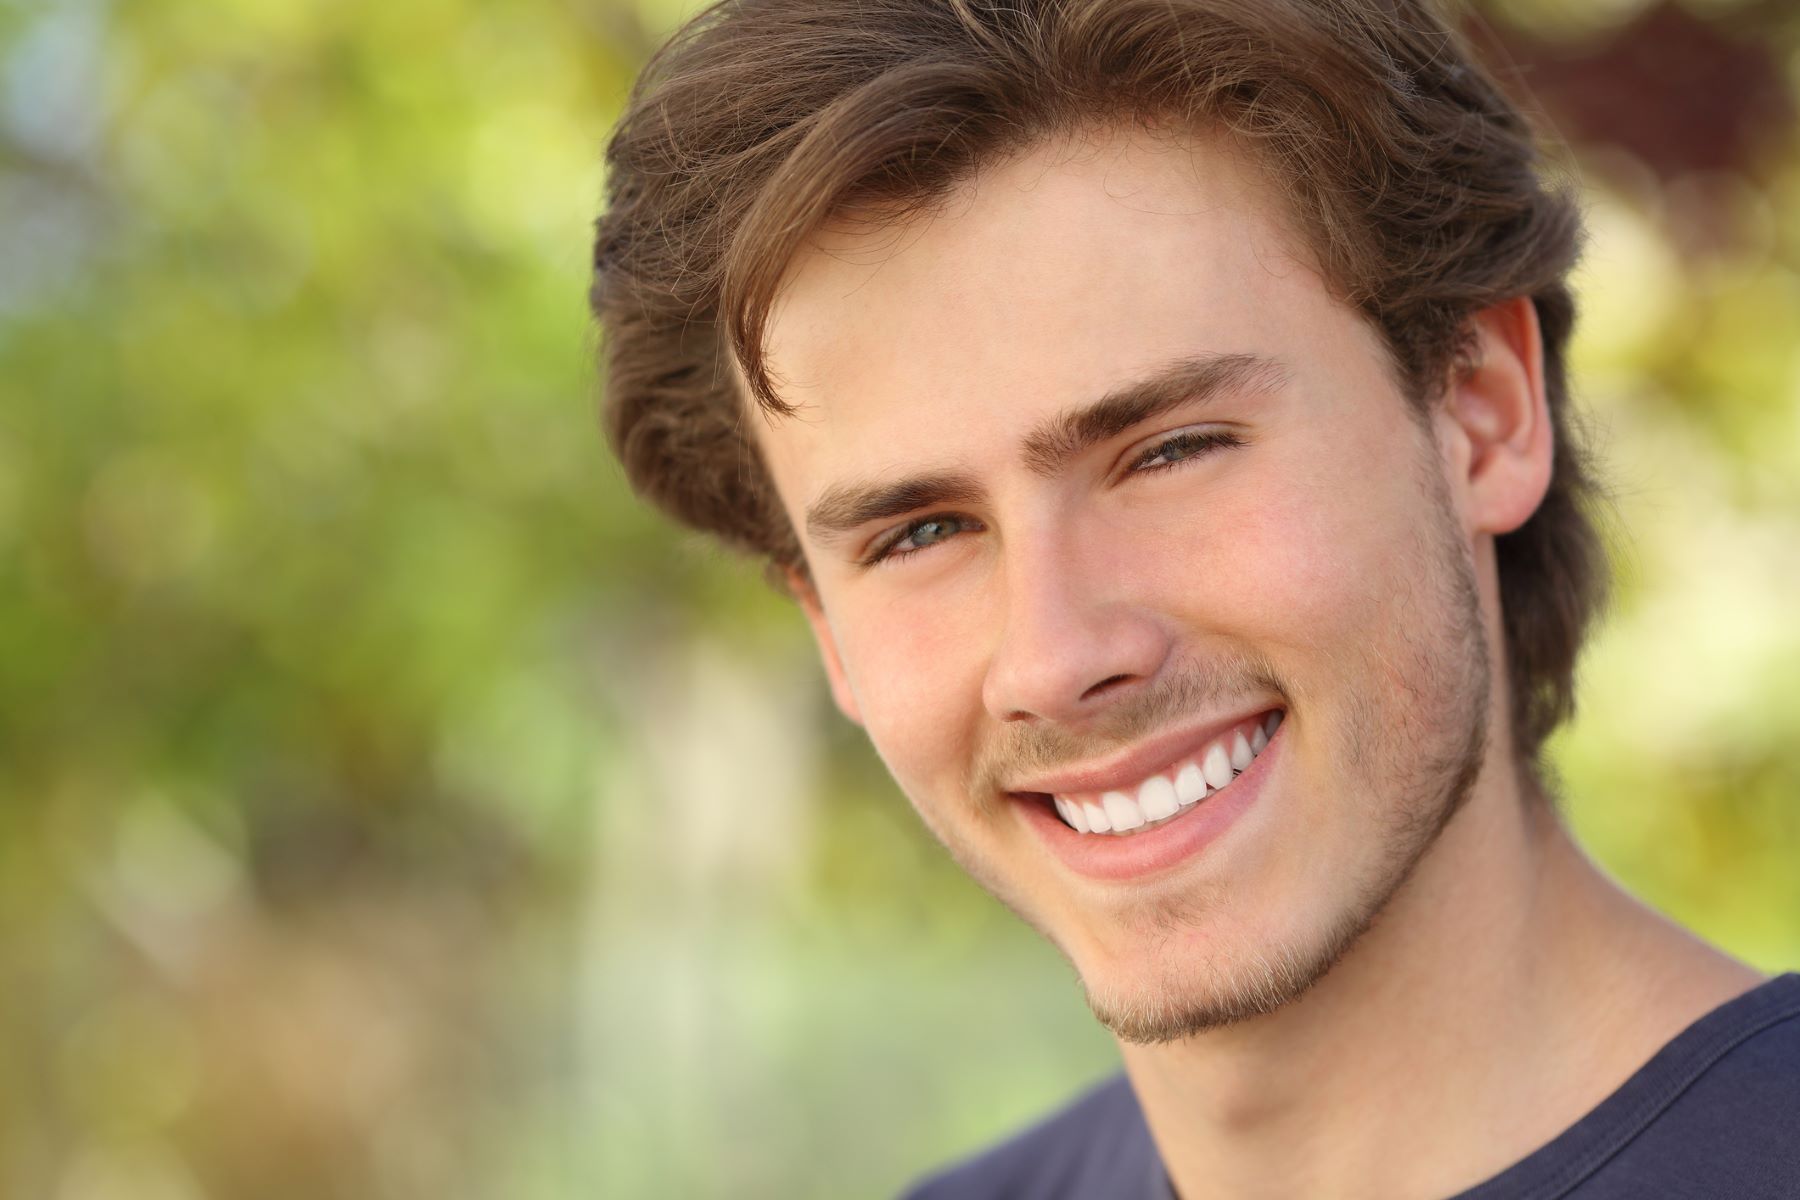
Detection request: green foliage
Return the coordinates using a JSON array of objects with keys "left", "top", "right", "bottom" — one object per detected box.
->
[{"left": 1, "top": 1, "right": 1796, "bottom": 1197}]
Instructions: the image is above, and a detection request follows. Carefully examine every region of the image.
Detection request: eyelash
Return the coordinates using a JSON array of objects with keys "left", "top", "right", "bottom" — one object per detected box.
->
[
  {"left": 859, "top": 428, "right": 1246, "bottom": 568},
  {"left": 1127, "top": 428, "right": 1245, "bottom": 475}
]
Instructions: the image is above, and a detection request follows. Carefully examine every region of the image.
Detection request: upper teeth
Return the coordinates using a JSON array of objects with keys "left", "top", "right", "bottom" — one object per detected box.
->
[{"left": 1050, "top": 711, "right": 1282, "bottom": 836}]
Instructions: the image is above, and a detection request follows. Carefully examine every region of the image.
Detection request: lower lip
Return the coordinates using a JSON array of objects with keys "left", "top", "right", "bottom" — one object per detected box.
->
[{"left": 1014, "top": 718, "right": 1282, "bottom": 882}]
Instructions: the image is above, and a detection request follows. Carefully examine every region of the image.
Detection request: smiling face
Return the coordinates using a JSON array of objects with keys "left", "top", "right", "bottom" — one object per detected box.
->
[{"left": 751, "top": 126, "right": 1504, "bottom": 1043}]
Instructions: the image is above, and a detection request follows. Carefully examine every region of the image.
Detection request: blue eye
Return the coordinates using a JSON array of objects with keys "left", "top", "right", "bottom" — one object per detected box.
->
[
  {"left": 865, "top": 514, "right": 978, "bottom": 566},
  {"left": 857, "top": 431, "right": 1240, "bottom": 568},
  {"left": 1131, "top": 429, "right": 1244, "bottom": 473}
]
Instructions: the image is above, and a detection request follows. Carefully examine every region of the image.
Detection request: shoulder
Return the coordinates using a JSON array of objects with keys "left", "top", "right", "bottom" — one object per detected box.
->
[
  {"left": 1575, "top": 973, "right": 1800, "bottom": 1197},
  {"left": 898, "top": 1072, "right": 1165, "bottom": 1200},
  {"left": 1659, "top": 971, "right": 1800, "bottom": 1121},
  {"left": 1474, "top": 972, "right": 1800, "bottom": 1200}
]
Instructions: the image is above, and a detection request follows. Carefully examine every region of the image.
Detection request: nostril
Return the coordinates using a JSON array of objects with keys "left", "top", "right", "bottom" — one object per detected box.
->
[{"left": 1080, "top": 673, "right": 1136, "bottom": 702}]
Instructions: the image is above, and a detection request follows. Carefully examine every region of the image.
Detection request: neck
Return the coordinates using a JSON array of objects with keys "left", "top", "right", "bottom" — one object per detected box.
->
[{"left": 1119, "top": 757, "right": 1764, "bottom": 1200}]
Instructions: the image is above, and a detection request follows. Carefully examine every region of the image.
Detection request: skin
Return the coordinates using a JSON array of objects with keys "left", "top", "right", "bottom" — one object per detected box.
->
[{"left": 747, "top": 125, "right": 1763, "bottom": 1199}]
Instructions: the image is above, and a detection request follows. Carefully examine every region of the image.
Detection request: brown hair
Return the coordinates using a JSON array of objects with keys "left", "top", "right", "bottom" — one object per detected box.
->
[{"left": 590, "top": 0, "right": 1608, "bottom": 767}]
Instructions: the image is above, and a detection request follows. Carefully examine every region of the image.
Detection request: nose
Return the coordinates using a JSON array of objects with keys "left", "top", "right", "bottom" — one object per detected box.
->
[{"left": 980, "top": 527, "right": 1174, "bottom": 725}]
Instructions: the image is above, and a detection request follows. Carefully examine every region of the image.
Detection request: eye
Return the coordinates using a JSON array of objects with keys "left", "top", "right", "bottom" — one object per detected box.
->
[
  {"left": 863, "top": 513, "right": 981, "bottom": 566},
  {"left": 1128, "top": 429, "right": 1245, "bottom": 475}
]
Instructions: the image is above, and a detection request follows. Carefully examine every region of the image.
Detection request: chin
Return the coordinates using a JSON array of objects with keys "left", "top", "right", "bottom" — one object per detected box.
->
[{"left": 1067, "top": 884, "right": 1382, "bottom": 1045}]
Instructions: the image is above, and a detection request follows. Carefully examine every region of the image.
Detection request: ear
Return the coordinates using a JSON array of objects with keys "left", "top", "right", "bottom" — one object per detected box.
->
[
  {"left": 786, "top": 567, "right": 865, "bottom": 726},
  {"left": 1436, "top": 296, "right": 1554, "bottom": 537}
]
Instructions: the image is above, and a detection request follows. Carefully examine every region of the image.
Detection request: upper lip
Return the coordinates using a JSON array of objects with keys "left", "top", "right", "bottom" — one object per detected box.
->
[{"left": 1003, "top": 704, "right": 1282, "bottom": 797}]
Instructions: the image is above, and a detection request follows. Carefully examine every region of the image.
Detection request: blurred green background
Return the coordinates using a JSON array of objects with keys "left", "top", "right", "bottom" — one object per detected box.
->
[{"left": 1, "top": 0, "right": 1796, "bottom": 1196}]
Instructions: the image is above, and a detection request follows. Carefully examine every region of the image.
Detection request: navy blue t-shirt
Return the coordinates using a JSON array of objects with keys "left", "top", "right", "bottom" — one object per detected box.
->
[{"left": 902, "top": 972, "right": 1800, "bottom": 1199}]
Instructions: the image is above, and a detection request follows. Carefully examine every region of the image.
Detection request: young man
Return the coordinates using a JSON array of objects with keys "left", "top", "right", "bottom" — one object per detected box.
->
[{"left": 591, "top": 2, "right": 1800, "bottom": 1196}]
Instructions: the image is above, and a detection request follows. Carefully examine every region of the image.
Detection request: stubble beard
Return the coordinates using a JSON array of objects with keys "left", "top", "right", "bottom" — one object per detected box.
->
[
  {"left": 912, "top": 435, "right": 1496, "bottom": 1045},
  {"left": 1081, "top": 472, "right": 1493, "bottom": 1046}
]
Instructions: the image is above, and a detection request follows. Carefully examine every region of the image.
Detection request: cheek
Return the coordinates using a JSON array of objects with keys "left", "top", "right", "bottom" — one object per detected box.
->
[
  {"left": 1214, "top": 420, "right": 1478, "bottom": 774},
  {"left": 1162, "top": 435, "right": 1421, "bottom": 655},
  {"left": 833, "top": 587, "right": 990, "bottom": 798}
]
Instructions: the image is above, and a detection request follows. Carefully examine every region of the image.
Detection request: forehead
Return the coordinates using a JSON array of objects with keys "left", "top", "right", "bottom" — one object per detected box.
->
[{"left": 752, "top": 125, "right": 1368, "bottom": 492}]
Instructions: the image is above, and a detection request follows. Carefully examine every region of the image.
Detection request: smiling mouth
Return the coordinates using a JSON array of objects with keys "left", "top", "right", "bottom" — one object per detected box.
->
[{"left": 1018, "top": 711, "right": 1282, "bottom": 836}]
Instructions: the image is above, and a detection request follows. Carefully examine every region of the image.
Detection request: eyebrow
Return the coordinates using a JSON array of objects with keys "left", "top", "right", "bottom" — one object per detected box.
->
[
  {"left": 1021, "top": 352, "right": 1288, "bottom": 476},
  {"left": 802, "top": 352, "right": 1287, "bottom": 545},
  {"left": 805, "top": 470, "right": 986, "bottom": 544}
]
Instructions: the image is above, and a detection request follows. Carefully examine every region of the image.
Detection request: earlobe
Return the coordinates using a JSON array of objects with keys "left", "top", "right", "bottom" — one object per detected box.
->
[
  {"left": 786, "top": 567, "right": 865, "bottom": 727},
  {"left": 1443, "top": 296, "right": 1554, "bottom": 537}
]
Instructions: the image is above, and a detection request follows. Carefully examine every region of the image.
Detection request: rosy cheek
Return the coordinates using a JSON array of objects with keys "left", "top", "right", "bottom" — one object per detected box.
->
[
  {"left": 837, "top": 593, "right": 987, "bottom": 794},
  {"left": 1191, "top": 441, "right": 1413, "bottom": 650}
]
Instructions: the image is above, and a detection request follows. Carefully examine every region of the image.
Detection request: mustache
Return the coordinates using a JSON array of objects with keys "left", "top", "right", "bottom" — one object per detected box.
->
[{"left": 965, "top": 649, "right": 1289, "bottom": 808}]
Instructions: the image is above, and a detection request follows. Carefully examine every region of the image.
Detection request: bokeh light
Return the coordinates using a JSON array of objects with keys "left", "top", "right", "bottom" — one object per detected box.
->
[{"left": 1, "top": 1, "right": 1795, "bottom": 1196}]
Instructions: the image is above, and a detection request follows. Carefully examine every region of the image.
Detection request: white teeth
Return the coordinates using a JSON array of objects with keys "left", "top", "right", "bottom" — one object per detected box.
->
[
  {"left": 1102, "top": 790, "right": 1146, "bottom": 831},
  {"left": 1051, "top": 715, "right": 1285, "bottom": 837},
  {"left": 1202, "top": 743, "right": 1234, "bottom": 790},
  {"left": 1137, "top": 775, "right": 1179, "bottom": 821},
  {"left": 1055, "top": 795, "right": 1089, "bottom": 832},
  {"left": 1175, "top": 762, "right": 1207, "bottom": 806}
]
